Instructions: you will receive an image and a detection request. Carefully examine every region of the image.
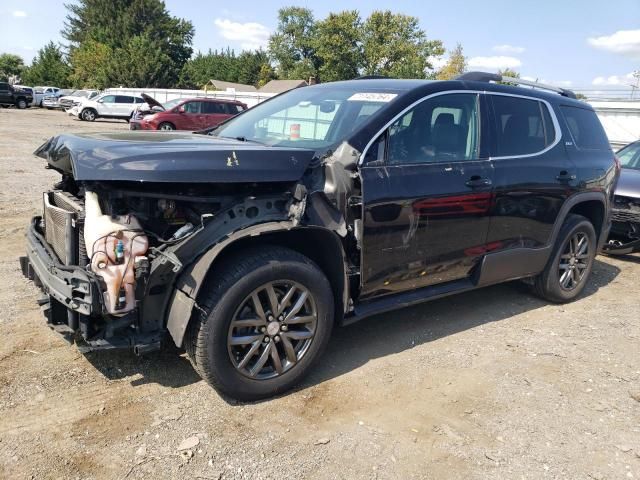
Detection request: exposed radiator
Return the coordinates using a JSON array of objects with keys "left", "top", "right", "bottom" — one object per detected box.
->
[{"left": 43, "top": 191, "right": 85, "bottom": 265}]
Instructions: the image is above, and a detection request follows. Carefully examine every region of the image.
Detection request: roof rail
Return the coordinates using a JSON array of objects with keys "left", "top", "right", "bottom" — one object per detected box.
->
[
  {"left": 456, "top": 71, "right": 577, "bottom": 99},
  {"left": 354, "top": 75, "right": 390, "bottom": 80}
]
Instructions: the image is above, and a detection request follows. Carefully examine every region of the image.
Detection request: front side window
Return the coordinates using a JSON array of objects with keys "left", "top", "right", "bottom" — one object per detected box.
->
[
  {"left": 491, "top": 95, "right": 556, "bottom": 157},
  {"left": 183, "top": 101, "right": 202, "bottom": 114},
  {"left": 100, "top": 95, "right": 116, "bottom": 103},
  {"left": 387, "top": 93, "right": 480, "bottom": 165}
]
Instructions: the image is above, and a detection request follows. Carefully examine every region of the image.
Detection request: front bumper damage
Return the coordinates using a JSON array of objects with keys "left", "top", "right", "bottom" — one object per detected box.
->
[
  {"left": 603, "top": 205, "right": 640, "bottom": 255},
  {"left": 20, "top": 216, "right": 162, "bottom": 353}
]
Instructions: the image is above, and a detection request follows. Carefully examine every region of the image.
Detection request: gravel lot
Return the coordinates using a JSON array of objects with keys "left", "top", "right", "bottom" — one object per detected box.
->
[{"left": 0, "top": 108, "right": 639, "bottom": 480}]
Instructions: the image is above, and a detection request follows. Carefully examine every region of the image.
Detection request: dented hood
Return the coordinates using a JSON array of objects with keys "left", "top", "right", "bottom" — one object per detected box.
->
[{"left": 34, "top": 132, "right": 315, "bottom": 183}]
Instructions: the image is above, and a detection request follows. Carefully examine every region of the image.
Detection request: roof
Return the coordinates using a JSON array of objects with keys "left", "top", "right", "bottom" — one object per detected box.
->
[
  {"left": 259, "top": 79, "right": 307, "bottom": 94},
  {"left": 208, "top": 80, "right": 257, "bottom": 92}
]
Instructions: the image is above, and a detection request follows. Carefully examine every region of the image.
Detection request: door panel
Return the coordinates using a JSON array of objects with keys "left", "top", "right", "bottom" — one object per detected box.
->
[
  {"left": 361, "top": 92, "right": 494, "bottom": 299},
  {"left": 486, "top": 94, "right": 577, "bottom": 251}
]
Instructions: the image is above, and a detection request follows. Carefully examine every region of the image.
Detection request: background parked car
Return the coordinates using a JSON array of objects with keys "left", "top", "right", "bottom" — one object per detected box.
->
[
  {"left": 33, "top": 86, "right": 60, "bottom": 107},
  {"left": 13, "top": 85, "right": 34, "bottom": 106},
  {"left": 42, "top": 89, "right": 74, "bottom": 109},
  {"left": 68, "top": 93, "right": 145, "bottom": 122},
  {"left": 130, "top": 94, "right": 246, "bottom": 130},
  {"left": 43, "top": 89, "right": 99, "bottom": 110},
  {"left": 0, "top": 82, "right": 33, "bottom": 109},
  {"left": 604, "top": 140, "right": 640, "bottom": 254}
]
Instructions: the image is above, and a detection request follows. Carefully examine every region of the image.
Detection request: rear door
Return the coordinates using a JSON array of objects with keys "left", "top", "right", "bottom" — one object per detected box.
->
[
  {"left": 360, "top": 92, "right": 494, "bottom": 298},
  {"left": 202, "top": 101, "right": 229, "bottom": 128},
  {"left": 485, "top": 94, "right": 576, "bottom": 251},
  {"left": 114, "top": 95, "right": 135, "bottom": 117}
]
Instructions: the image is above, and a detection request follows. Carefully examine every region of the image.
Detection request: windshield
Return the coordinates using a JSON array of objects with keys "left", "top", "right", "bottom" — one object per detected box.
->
[
  {"left": 163, "top": 98, "right": 183, "bottom": 109},
  {"left": 618, "top": 142, "right": 640, "bottom": 170},
  {"left": 212, "top": 86, "right": 399, "bottom": 149}
]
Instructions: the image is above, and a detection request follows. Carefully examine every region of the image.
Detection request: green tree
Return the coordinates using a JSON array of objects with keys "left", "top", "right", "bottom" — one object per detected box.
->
[
  {"left": 21, "top": 42, "right": 71, "bottom": 87},
  {"left": 268, "top": 7, "right": 318, "bottom": 80},
  {"left": 0, "top": 53, "right": 25, "bottom": 82},
  {"left": 361, "top": 11, "right": 444, "bottom": 78},
  {"left": 314, "top": 10, "right": 363, "bottom": 82},
  {"left": 179, "top": 49, "right": 240, "bottom": 88},
  {"left": 435, "top": 43, "right": 466, "bottom": 80},
  {"left": 63, "top": 0, "right": 194, "bottom": 87},
  {"left": 257, "top": 62, "right": 276, "bottom": 87},
  {"left": 497, "top": 68, "right": 520, "bottom": 85},
  {"left": 236, "top": 50, "right": 270, "bottom": 86},
  {"left": 68, "top": 40, "right": 114, "bottom": 88}
]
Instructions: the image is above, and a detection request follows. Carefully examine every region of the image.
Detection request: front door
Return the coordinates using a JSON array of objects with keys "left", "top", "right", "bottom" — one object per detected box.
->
[{"left": 360, "top": 92, "right": 494, "bottom": 299}]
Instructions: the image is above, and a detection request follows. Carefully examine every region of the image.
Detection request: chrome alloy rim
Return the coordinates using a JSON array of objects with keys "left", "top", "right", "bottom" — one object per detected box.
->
[
  {"left": 227, "top": 281, "right": 317, "bottom": 380},
  {"left": 558, "top": 232, "right": 590, "bottom": 290}
]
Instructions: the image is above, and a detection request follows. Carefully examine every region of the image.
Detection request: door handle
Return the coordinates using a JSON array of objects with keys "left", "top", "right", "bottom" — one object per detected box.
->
[
  {"left": 556, "top": 171, "right": 576, "bottom": 182},
  {"left": 465, "top": 176, "right": 492, "bottom": 188}
]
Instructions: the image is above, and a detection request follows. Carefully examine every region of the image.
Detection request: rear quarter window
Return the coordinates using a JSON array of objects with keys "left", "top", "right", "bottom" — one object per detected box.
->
[{"left": 560, "top": 106, "right": 610, "bottom": 150}]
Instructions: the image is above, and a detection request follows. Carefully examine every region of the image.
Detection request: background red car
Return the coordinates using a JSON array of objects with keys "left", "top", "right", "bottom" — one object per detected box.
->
[{"left": 131, "top": 95, "right": 246, "bottom": 131}]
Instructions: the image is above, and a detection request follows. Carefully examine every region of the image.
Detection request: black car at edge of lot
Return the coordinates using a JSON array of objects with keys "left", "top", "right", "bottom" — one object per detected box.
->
[
  {"left": 21, "top": 72, "right": 619, "bottom": 400},
  {"left": 0, "top": 82, "right": 33, "bottom": 109}
]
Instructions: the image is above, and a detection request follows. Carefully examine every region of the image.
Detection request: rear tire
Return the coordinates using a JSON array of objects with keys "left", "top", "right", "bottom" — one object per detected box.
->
[
  {"left": 533, "top": 214, "right": 597, "bottom": 303},
  {"left": 185, "top": 246, "right": 334, "bottom": 401},
  {"left": 158, "top": 122, "right": 175, "bottom": 131}
]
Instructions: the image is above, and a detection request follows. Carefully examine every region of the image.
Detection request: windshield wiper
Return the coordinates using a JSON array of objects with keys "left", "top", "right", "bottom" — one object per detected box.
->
[{"left": 218, "top": 135, "right": 266, "bottom": 145}]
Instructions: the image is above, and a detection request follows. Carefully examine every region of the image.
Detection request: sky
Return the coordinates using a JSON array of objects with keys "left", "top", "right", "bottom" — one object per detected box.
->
[{"left": 1, "top": 0, "right": 639, "bottom": 90}]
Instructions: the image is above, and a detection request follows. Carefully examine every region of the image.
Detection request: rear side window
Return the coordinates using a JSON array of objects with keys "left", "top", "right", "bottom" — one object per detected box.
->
[
  {"left": 203, "top": 102, "right": 227, "bottom": 114},
  {"left": 491, "top": 95, "right": 556, "bottom": 157},
  {"left": 225, "top": 103, "right": 244, "bottom": 114},
  {"left": 561, "top": 106, "right": 610, "bottom": 150},
  {"left": 115, "top": 95, "right": 133, "bottom": 103}
]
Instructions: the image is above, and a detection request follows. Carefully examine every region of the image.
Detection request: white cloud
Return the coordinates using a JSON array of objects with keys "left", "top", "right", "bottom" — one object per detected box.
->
[
  {"left": 13, "top": 10, "right": 27, "bottom": 17},
  {"left": 428, "top": 55, "right": 448, "bottom": 70},
  {"left": 493, "top": 44, "right": 525, "bottom": 54},
  {"left": 468, "top": 56, "right": 522, "bottom": 70},
  {"left": 592, "top": 72, "right": 636, "bottom": 86},
  {"left": 588, "top": 29, "right": 640, "bottom": 59},
  {"left": 214, "top": 18, "right": 270, "bottom": 50}
]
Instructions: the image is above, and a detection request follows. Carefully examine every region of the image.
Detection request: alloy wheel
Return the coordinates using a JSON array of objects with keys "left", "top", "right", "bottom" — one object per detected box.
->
[
  {"left": 558, "top": 232, "right": 590, "bottom": 290},
  {"left": 227, "top": 281, "right": 318, "bottom": 380}
]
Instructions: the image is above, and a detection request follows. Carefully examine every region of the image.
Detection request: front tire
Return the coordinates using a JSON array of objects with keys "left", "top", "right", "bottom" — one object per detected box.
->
[
  {"left": 81, "top": 108, "right": 97, "bottom": 121},
  {"left": 533, "top": 214, "right": 597, "bottom": 303},
  {"left": 186, "top": 246, "right": 334, "bottom": 401},
  {"left": 16, "top": 99, "right": 27, "bottom": 109},
  {"left": 158, "top": 122, "right": 175, "bottom": 131}
]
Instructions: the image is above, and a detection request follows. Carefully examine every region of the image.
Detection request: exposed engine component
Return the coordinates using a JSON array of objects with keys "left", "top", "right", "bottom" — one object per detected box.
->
[{"left": 84, "top": 191, "right": 148, "bottom": 314}]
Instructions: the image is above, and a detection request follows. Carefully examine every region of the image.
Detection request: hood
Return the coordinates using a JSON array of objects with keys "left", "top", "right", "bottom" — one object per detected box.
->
[
  {"left": 34, "top": 132, "right": 315, "bottom": 183},
  {"left": 141, "top": 93, "right": 165, "bottom": 111},
  {"left": 616, "top": 167, "right": 640, "bottom": 199}
]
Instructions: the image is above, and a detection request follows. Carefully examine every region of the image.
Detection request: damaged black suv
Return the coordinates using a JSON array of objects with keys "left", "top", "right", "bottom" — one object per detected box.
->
[{"left": 21, "top": 72, "right": 618, "bottom": 400}]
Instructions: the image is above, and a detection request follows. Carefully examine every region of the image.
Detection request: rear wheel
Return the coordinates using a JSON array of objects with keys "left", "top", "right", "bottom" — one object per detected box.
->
[
  {"left": 81, "top": 108, "right": 97, "bottom": 121},
  {"left": 533, "top": 214, "right": 597, "bottom": 303},
  {"left": 185, "top": 246, "right": 334, "bottom": 401},
  {"left": 158, "top": 122, "right": 175, "bottom": 131}
]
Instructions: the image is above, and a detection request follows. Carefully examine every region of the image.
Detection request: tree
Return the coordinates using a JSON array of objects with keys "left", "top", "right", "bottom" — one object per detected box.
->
[
  {"left": 435, "top": 43, "right": 466, "bottom": 80},
  {"left": 361, "top": 11, "right": 444, "bottom": 78},
  {"left": 257, "top": 63, "right": 276, "bottom": 87},
  {"left": 0, "top": 53, "right": 25, "bottom": 82},
  {"left": 68, "top": 40, "right": 114, "bottom": 88},
  {"left": 268, "top": 7, "right": 318, "bottom": 80},
  {"left": 497, "top": 68, "right": 520, "bottom": 86},
  {"left": 21, "top": 42, "right": 71, "bottom": 87},
  {"left": 236, "top": 50, "right": 270, "bottom": 86},
  {"left": 314, "top": 11, "right": 363, "bottom": 82},
  {"left": 63, "top": 0, "right": 194, "bottom": 88}
]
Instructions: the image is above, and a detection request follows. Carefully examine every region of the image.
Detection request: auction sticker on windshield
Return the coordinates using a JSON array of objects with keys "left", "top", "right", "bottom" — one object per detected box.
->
[{"left": 347, "top": 93, "right": 397, "bottom": 102}]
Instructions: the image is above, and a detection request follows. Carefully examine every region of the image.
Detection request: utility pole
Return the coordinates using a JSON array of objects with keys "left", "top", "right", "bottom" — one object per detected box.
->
[{"left": 631, "top": 70, "right": 640, "bottom": 100}]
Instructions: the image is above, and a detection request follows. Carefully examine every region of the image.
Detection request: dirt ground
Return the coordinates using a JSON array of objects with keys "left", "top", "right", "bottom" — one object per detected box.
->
[{"left": 0, "top": 108, "right": 639, "bottom": 480}]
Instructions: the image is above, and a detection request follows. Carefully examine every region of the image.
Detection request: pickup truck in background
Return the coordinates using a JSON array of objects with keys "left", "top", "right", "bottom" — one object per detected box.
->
[{"left": 0, "top": 82, "right": 34, "bottom": 109}]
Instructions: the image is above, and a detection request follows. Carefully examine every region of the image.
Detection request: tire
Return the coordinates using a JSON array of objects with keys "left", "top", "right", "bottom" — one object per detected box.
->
[
  {"left": 158, "top": 122, "right": 175, "bottom": 131},
  {"left": 185, "top": 246, "right": 334, "bottom": 401},
  {"left": 46, "top": 107, "right": 53, "bottom": 110},
  {"left": 81, "top": 108, "right": 97, "bottom": 121},
  {"left": 533, "top": 214, "right": 597, "bottom": 303},
  {"left": 16, "top": 99, "right": 27, "bottom": 109}
]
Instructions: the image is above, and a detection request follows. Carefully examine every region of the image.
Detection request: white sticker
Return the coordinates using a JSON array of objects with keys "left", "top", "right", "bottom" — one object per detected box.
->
[{"left": 347, "top": 93, "right": 397, "bottom": 102}]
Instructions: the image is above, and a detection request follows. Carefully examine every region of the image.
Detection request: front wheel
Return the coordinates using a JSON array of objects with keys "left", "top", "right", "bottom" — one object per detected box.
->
[
  {"left": 16, "top": 99, "right": 27, "bottom": 109},
  {"left": 185, "top": 246, "right": 334, "bottom": 401},
  {"left": 81, "top": 108, "right": 97, "bottom": 121},
  {"left": 158, "top": 122, "right": 175, "bottom": 131},
  {"left": 533, "top": 214, "right": 597, "bottom": 303}
]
